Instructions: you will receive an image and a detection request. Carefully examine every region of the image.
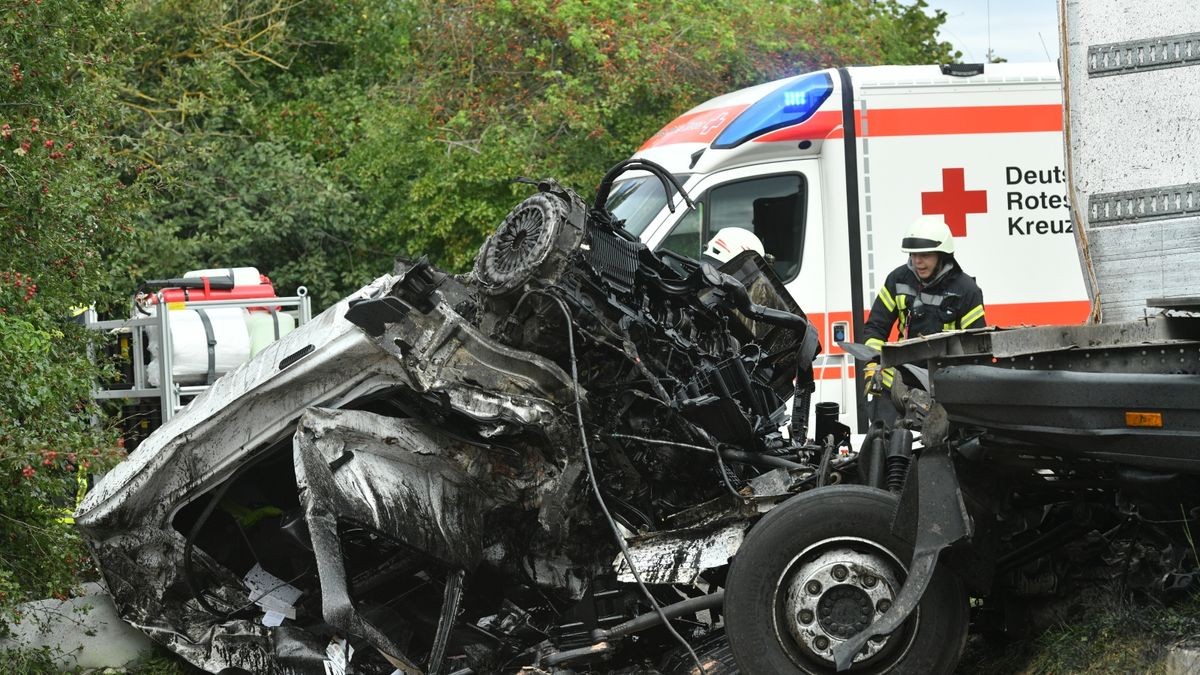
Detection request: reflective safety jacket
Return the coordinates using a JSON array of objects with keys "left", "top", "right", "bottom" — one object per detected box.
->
[{"left": 863, "top": 260, "right": 985, "bottom": 387}]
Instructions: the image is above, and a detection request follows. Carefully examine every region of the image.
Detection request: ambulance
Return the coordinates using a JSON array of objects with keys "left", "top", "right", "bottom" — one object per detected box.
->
[{"left": 607, "top": 62, "right": 1089, "bottom": 431}]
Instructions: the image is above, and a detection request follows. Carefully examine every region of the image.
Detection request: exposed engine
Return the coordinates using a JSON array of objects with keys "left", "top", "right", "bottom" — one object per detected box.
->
[
  {"left": 467, "top": 166, "right": 820, "bottom": 525},
  {"left": 75, "top": 160, "right": 835, "bottom": 674}
]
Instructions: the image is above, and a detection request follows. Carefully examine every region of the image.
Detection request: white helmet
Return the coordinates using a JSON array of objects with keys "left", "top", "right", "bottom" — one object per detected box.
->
[
  {"left": 703, "top": 227, "right": 765, "bottom": 264},
  {"left": 900, "top": 215, "right": 955, "bottom": 254}
]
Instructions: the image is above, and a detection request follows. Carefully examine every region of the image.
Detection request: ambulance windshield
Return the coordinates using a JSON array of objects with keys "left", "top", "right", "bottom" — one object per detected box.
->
[{"left": 607, "top": 174, "right": 691, "bottom": 237}]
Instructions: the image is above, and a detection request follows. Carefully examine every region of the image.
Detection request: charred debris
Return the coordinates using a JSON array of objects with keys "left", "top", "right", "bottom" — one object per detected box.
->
[{"left": 74, "top": 160, "right": 843, "bottom": 674}]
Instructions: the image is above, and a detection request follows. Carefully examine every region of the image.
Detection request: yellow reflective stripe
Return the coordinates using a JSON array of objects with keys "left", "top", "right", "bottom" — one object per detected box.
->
[
  {"left": 961, "top": 304, "right": 985, "bottom": 328},
  {"left": 881, "top": 367, "right": 895, "bottom": 387},
  {"left": 865, "top": 337, "right": 885, "bottom": 351},
  {"left": 877, "top": 286, "right": 896, "bottom": 312},
  {"left": 897, "top": 294, "right": 907, "bottom": 310},
  {"left": 943, "top": 321, "right": 956, "bottom": 331}
]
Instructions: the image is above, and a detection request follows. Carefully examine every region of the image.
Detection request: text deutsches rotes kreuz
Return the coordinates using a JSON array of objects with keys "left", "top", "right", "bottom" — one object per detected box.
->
[{"left": 1005, "top": 166, "right": 1073, "bottom": 235}]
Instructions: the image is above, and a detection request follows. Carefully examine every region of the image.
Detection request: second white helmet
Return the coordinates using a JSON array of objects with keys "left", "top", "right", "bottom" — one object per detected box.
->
[
  {"left": 704, "top": 227, "right": 766, "bottom": 264},
  {"left": 900, "top": 215, "right": 954, "bottom": 254}
]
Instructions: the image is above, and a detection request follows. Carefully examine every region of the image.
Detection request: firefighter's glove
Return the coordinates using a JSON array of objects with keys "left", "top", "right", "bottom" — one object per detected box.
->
[
  {"left": 863, "top": 361, "right": 881, "bottom": 396},
  {"left": 863, "top": 361, "right": 892, "bottom": 396}
]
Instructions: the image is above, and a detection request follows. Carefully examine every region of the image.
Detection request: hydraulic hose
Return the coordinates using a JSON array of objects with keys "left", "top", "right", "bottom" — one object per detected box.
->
[
  {"left": 597, "top": 590, "right": 725, "bottom": 640},
  {"left": 593, "top": 158, "right": 695, "bottom": 213}
]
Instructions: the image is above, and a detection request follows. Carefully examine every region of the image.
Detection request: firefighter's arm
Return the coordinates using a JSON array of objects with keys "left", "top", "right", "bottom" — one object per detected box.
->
[
  {"left": 862, "top": 278, "right": 899, "bottom": 392},
  {"left": 863, "top": 278, "right": 900, "bottom": 352},
  {"left": 959, "top": 284, "right": 986, "bottom": 329}
]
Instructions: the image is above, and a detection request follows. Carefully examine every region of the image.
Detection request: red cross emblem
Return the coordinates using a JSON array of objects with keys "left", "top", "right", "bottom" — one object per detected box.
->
[{"left": 921, "top": 168, "right": 987, "bottom": 237}]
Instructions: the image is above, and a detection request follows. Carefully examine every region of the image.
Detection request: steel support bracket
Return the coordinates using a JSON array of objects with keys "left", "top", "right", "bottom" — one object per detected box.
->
[{"left": 832, "top": 446, "right": 972, "bottom": 671}]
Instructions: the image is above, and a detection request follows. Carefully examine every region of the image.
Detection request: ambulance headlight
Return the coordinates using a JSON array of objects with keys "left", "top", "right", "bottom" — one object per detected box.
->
[{"left": 713, "top": 72, "right": 834, "bottom": 149}]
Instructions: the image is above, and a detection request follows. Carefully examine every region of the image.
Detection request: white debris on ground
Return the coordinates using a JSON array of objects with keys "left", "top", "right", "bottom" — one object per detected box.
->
[
  {"left": 1167, "top": 641, "right": 1200, "bottom": 675},
  {"left": 0, "top": 581, "right": 155, "bottom": 670},
  {"left": 243, "top": 562, "right": 303, "bottom": 627}
]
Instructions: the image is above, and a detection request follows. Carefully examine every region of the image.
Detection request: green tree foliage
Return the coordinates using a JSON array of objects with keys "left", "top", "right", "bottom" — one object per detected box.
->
[
  {"left": 109, "top": 0, "right": 369, "bottom": 307},
  {"left": 0, "top": 0, "right": 138, "bottom": 621},
  {"left": 0, "top": 0, "right": 953, "bottom": 629},
  {"left": 118, "top": 0, "right": 957, "bottom": 304}
]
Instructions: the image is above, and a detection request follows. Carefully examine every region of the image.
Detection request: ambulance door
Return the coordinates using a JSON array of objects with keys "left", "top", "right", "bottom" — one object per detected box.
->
[{"left": 643, "top": 160, "right": 829, "bottom": 414}]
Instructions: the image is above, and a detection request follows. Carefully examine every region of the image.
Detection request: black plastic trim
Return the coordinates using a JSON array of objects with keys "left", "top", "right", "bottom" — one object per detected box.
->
[
  {"left": 940, "top": 63, "right": 985, "bottom": 77},
  {"left": 280, "top": 344, "right": 315, "bottom": 370},
  {"left": 901, "top": 237, "right": 942, "bottom": 250},
  {"left": 837, "top": 67, "right": 868, "bottom": 433}
]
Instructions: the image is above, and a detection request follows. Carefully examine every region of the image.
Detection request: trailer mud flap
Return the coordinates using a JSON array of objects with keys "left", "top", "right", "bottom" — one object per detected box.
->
[{"left": 832, "top": 446, "right": 971, "bottom": 671}]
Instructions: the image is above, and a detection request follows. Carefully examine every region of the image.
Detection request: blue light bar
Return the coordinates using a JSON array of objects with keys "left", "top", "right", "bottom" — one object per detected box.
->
[{"left": 712, "top": 72, "right": 834, "bottom": 149}]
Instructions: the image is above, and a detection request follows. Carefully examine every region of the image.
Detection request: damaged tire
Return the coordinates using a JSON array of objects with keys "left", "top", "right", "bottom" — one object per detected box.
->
[{"left": 725, "top": 486, "right": 967, "bottom": 674}]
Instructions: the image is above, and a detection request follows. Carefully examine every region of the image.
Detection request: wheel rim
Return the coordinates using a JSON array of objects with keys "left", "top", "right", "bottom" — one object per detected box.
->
[{"left": 772, "top": 536, "right": 917, "bottom": 672}]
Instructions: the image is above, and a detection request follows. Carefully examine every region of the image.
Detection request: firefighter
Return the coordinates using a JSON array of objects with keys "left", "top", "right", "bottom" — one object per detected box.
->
[
  {"left": 862, "top": 215, "right": 986, "bottom": 415},
  {"left": 702, "top": 227, "right": 765, "bottom": 266}
]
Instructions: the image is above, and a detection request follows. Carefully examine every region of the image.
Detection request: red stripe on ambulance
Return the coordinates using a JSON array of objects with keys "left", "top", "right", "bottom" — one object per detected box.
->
[
  {"left": 807, "top": 299, "right": 1092, "bottom": 368},
  {"left": 853, "top": 104, "right": 1063, "bottom": 137},
  {"left": 759, "top": 104, "right": 1064, "bottom": 143},
  {"left": 643, "top": 103, "right": 1063, "bottom": 151}
]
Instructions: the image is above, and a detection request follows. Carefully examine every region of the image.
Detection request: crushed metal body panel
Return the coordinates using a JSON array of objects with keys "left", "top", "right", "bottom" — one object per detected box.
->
[
  {"left": 614, "top": 524, "right": 746, "bottom": 586},
  {"left": 75, "top": 277, "right": 424, "bottom": 673},
  {"left": 76, "top": 170, "right": 830, "bottom": 674}
]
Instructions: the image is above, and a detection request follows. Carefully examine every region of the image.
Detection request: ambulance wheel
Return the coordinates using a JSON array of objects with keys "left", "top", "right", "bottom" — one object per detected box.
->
[{"left": 725, "top": 486, "right": 967, "bottom": 674}]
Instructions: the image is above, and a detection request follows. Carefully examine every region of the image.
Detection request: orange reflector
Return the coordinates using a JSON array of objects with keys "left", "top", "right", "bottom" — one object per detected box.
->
[{"left": 1125, "top": 412, "right": 1163, "bottom": 428}]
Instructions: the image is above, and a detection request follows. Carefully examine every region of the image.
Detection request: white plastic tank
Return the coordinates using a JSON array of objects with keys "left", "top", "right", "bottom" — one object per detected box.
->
[
  {"left": 246, "top": 309, "right": 297, "bottom": 357},
  {"left": 146, "top": 306, "right": 252, "bottom": 386}
]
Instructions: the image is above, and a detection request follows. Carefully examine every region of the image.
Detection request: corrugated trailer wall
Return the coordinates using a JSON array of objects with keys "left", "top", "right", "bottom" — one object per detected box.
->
[{"left": 1061, "top": 0, "right": 1200, "bottom": 322}]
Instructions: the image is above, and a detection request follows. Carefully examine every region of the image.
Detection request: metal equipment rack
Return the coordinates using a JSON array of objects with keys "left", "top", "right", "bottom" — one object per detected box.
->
[{"left": 85, "top": 288, "right": 313, "bottom": 425}]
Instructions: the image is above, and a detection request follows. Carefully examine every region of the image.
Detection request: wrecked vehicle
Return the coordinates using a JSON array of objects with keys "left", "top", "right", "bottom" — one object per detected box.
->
[{"left": 75, "top": 158, "right": 909, "bottom": 674}]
